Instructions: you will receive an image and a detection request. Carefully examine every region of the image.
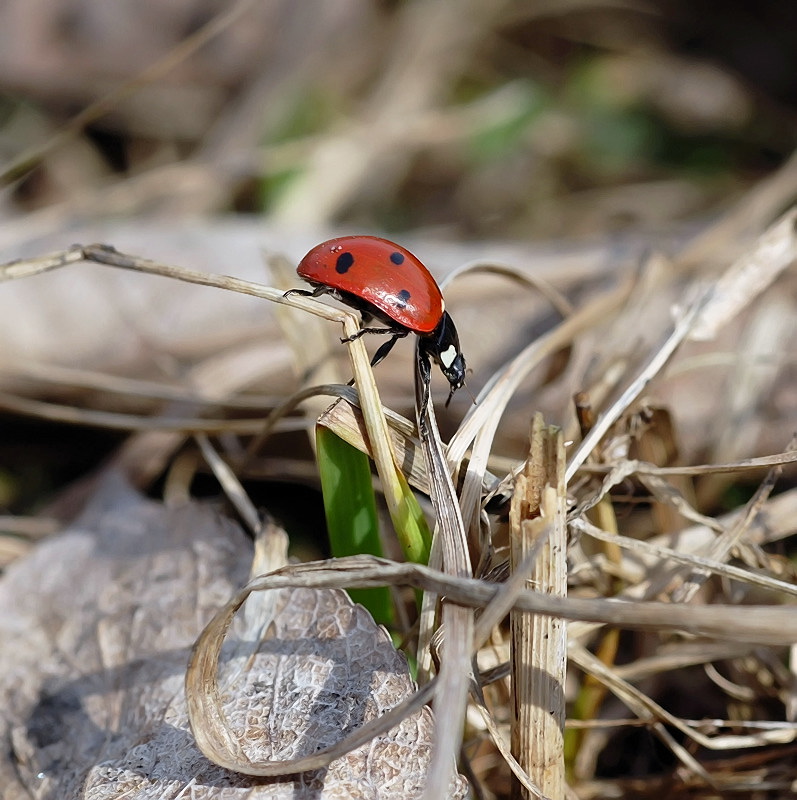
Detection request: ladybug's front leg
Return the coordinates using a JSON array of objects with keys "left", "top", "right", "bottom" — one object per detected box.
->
[{"left": 283, "top": 284, "right": 332, "bottom": 300}]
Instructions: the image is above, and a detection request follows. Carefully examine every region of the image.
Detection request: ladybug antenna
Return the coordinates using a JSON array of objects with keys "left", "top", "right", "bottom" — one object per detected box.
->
[
  {"left": 445, "top": 384, "right": 457, "bottom": 409},
  {"left": 464, "top": 368, "right": 477, "bottom": 405},
  {"left": 445, "top": 380, "right": 476, "bottom": 409}
]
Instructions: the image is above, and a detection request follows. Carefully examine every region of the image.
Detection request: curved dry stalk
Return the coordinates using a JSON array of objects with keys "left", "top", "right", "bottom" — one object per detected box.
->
[
  {"left": 439, "top": 260, "right": 575, "bottom": 318},
  {"left": 185, "top": 572, "right": 440, "bottom": 777},
  {"left": 243, "top": 383, "right": 360, "bottom": 461}
]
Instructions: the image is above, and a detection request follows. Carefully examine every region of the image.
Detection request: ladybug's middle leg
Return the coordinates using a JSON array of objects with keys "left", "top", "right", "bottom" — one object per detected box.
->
[
  {"left": 368, "top": 332, "right": 410, "bottom": 369},
  {"left": 340, "top": 327, "right": 408, "bottom": 344},
  {"left": 341, "top": 328, "right": 408, "bottom": 366},
  {"left": 343, "top": 330, "right": 408, "bottom": 388}
]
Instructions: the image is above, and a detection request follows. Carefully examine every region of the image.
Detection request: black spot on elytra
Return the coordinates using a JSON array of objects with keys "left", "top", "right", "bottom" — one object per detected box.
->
[
  {"left": 336, "top": 251, "right": 355, "bottom": 273},
  {"left": 395, "top": 289, "right": 411, "bottom": 308},
  {"left": 390, "top": 251, "right": 405, "bottom": 265}
]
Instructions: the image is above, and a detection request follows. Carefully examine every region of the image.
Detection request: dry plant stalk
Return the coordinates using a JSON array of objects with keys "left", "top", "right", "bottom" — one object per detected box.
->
[{"left": 510, "top": 414, "right": 567, "bottom": 800}]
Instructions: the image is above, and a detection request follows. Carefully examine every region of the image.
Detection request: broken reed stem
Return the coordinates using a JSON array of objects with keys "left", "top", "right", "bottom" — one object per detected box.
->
[{"left": 510, "top": 414, "right": 567, "bottom": 800}]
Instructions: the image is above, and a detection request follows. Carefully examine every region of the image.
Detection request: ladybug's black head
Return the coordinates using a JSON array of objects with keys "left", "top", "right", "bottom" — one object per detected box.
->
[{"left": 423, "top": 311, "right": 466, "bottom": 407}]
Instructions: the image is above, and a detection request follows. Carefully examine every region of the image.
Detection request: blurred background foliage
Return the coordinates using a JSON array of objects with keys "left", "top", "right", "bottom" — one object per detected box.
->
[{"left": 1, "top": 0, "right": 795, "bottom": 240}]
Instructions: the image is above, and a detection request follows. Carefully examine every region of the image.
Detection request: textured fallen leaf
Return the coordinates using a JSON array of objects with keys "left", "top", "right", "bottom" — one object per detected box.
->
[{"left": 0, "top": 472, "right": 466, "bottom": 799}]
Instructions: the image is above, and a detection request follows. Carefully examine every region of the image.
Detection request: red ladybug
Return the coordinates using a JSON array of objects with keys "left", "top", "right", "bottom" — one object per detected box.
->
[{"left": 285, "top": 235, "right": 466, "bottom": 406}]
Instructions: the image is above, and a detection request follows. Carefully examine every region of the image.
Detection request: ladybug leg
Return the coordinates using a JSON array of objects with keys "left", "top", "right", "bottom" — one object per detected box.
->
[
  {"left": 369, "top": 332, "right": 409, "bottom": 369},
  {"left": 283, "top": 285, "right": 332, "bottom": 299},
  {"left": 343, "top": 330, "right": 409, "bottom": 388},
  {"left": 340, "top": 327, "right": 408, "bottom": 344}
]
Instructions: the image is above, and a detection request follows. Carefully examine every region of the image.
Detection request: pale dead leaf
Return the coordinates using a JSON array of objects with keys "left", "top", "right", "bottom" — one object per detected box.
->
[{"left": 0, "top": 472, "right": 467, "bottom": 799}]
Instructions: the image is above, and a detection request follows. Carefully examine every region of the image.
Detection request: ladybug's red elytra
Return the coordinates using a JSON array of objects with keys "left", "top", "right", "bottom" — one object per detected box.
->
[{"left": 285, "top": 235, "right": 466, "bottom": 406}]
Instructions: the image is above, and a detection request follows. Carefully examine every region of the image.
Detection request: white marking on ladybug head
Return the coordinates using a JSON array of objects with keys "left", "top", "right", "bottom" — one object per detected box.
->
[{"left": 440, "top": 345, "right": 458, "bottom": 368}]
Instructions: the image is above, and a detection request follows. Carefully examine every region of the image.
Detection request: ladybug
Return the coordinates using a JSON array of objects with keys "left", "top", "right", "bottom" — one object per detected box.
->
[{"left": 285, "top": 235, "right": 466, "bottom": 406}]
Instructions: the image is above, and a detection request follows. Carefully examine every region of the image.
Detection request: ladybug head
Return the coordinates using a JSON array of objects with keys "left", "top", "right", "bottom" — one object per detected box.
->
[{"left": 423, "top": 311, "right": 466, "bottom": 407}]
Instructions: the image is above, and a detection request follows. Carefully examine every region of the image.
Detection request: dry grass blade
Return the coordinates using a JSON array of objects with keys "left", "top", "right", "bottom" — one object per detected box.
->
[
  {"left": 195, "top": 433, "right": 260, "bottom": 536},
  {"left": 244, "top": 383, "right": 361, "bottom": 462},
  {"left": 0, "top": 390, "right": 273, "bottom": 432},
  {"left": 314, "top": 393, "right": 447, "bottom": 498},
  {"left": 568, "top": 641, "right": 716, "bottom": 785},
  {"left": 214, "top": 554, "right": 797, "bottom": 645},
  {"left": 689, "top": 206, "right": 797, "bottom": 341},
  {"left": 572, "top": 517, "right": 797, "bottom": 599},
  {"left": 566, "top": 287, "right": 709, "bottom": 483},
  {"left": 0, "top": 245, "right": 88, "bottom": 279},
  {"left": 581, "top": 451, "right": 797, "bottom": 476},
  {"left": 469, "top": 681, "right": 552, "bottom": 800},
  {"left": 0, "top": 359, "right": 285, "bottom": 408},
  {"left": 671, "top": 434, "right": 793, "bottom": 603},
  {"left": 413, "top": 351, "right": 474, "bottom": 800},
  {"left": 440, "top": 260, "right": 575, "bottom": 318},
  {"left": 344, "top": 327, "right": 417, "bottom": 536},
  {"left": 571, "top": 460, "right": 724, "bottom": 529},
  {"left": 0, "top": 242, "right": 290, "bottom": 306}
]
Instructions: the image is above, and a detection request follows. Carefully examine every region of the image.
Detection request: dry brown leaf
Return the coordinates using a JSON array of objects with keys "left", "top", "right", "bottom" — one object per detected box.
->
[{"left": 0, "top": 473, "right": 466, "bottom": 799}]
